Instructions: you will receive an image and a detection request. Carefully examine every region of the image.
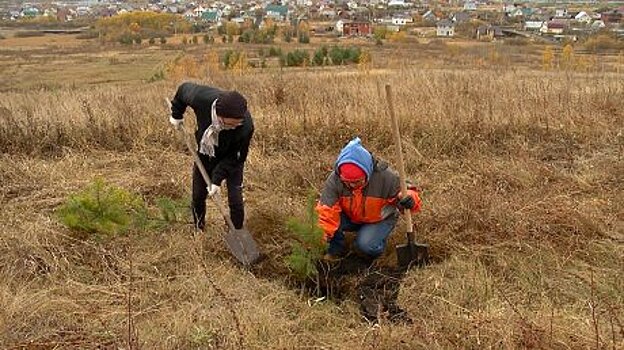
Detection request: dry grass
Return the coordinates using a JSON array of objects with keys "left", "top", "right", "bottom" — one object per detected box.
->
[
  {"left": 0, "top": 40, "right": 623, "bottom": 349},
  {"left": 0, "top": 33, "right": 85, "bottom": 49}
]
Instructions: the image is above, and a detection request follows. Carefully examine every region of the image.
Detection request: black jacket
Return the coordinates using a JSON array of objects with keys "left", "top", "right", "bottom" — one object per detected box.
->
[{"left": 170, "top": 82, "right": 254, "bottom": 184}]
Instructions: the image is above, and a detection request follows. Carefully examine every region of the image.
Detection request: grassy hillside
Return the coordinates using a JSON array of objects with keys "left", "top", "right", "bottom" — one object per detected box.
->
[{"left": 0, "top": 36, "right": 622, "bottom": 349}]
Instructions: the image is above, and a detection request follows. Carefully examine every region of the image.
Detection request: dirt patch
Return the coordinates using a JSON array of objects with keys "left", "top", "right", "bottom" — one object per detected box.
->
[
  {"left": 317, "top": 254, "right": 412, "bottom": 323},
  {"left": 246, "top": 210, "right": 417, "bottom": 324},
  {"left": 251, "top": 251, "right": 413, "bottom": 324}
]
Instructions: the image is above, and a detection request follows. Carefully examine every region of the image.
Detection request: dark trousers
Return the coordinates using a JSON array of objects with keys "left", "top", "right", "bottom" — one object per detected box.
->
[{"left": 191, "top": 155, "right": 245, "bottom": 230}]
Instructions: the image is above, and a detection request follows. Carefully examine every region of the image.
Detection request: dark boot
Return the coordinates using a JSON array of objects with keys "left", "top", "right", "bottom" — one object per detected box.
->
[{"left": 191, "top": 201, "right": 205, "bottom": 232}]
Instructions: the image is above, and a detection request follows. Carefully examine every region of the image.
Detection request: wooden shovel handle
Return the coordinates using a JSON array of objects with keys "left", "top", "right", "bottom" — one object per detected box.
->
[{"left": 385, "top": 85, "right": 414, "bottom": 237}]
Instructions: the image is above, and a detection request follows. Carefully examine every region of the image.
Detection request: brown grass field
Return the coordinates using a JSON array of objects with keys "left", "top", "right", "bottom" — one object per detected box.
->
[{"left": 0, "top": 32, "right": 623, "bottom": 349}]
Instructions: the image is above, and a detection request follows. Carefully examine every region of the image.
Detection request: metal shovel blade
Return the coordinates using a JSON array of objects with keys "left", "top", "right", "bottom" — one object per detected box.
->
[
  {"left": 396, "top": 242, "right": 429, "bottom": 267},
  {"left": 223, "top": 228, "right": 261, "bottom": 266}
]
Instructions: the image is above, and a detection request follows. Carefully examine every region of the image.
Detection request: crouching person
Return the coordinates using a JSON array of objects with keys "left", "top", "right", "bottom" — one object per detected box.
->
[{"left": 316, "top": 137, "right": 422, "bottom": 261}]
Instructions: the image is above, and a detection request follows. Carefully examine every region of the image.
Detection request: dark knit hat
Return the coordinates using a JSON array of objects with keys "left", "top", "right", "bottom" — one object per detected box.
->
[{"left": 216, "top": 90, "right": 248, "bottom": 119}]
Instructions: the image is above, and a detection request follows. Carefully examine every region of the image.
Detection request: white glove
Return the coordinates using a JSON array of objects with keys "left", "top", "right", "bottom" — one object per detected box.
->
[
  {"left": 169, "top": 116, "right": 183, "bottom": 129},
  {"left": 207, "top": 184, "right": 220, "bottom": 197}
]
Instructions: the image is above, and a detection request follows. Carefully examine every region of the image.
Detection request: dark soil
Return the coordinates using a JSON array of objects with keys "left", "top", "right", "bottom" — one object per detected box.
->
[
  {"left": 246, "top": 211, "right": 422, "bottom": 324},
  {"left": 316, "top": 253, "right": 412, "bottom": 324},
  {"left": 250, "top": 248, "right": 416, "bottom": 324}
]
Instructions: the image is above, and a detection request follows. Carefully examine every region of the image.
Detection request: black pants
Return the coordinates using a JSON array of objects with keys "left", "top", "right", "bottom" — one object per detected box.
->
[{"left": 191, "top": 156, "right": 244, "bottom": 230}]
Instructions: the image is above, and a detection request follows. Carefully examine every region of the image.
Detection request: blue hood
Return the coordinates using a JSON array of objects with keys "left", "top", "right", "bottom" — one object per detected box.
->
[{"left": 334, "top": 137, "right": 374, "bottom": 180}]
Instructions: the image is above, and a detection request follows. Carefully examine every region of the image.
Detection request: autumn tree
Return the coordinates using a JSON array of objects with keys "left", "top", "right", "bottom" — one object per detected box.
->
[
  {"left": 95, "top": 12, "right": 189, "bottom": 42},
  {"left": 561, "top": 44, "right": 574, "bottom": 70},
  {"left": 542, "top": 46, "right": 554, "bottom": 71}
]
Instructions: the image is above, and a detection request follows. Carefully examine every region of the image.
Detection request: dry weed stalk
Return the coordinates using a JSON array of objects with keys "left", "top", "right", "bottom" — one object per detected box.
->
[
  {"left": 590, "top": 268, "right": 601, "bottom": 349},
  {"left": 193, "top": 238, "right": 245, "bottom": 348},
  {"left": 127, "top": 250, "right": 139, "bottom": 349}
]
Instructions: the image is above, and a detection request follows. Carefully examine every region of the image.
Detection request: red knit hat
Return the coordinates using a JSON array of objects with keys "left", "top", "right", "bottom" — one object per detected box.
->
[{"left": 339, "top": 163, "right": 366, "bottom": 182}]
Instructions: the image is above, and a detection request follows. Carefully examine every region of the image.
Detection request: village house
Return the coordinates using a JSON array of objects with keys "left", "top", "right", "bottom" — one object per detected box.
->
[
  {"left": 336, "top": 19, "right": 372, "bottom": 36},
  {"left": 7, "top": 10, "right": 20, "bottom": 20},
  {"left": 541, "top": 21, "right": 565, "bottom": 35},
  {"left": 464, "top": 1, "right": 477, "bottom": 11},
  {"left": 201, "top": 10, "right": 222, "bottom": 23},
  {"left": 574, "top": 11, "right": 592, "bottom": 24},
  {"left": 191, "top": 5, "right": 207, "bottom": 18},
  {"left": 508, "top": 7, "right": 524, "bottom": 18},
  {"left": 475, "top": 25, "right": 504, "bottom": 41},
  {"left": 346, "top": 1, "right": 358, "bottom": 10},
  {"left": 265, "top": 4, "right": 289, "bottom": 22},
  {"left": 388, "top": 0, "right": 410, "bottom": 8},
  {"left": 601, "top": 8, "right": 622, "bottom": 24},
  {"left": 295, "top": 0, "right": 313, "bottom": 6},
  {"left": 591, "top": 20, "right": 606, "bottom": 30},
  {"left": 554, "top": 8, "right": 568, "bottom": 19},
  {"left": 21, "top": 7, "right": 40, "bottom": 17},
  {"left": 452, "top": 11, "right": 470, "bottom": 23},
  {"left": 436, "top": 19, "right": 455, "bottom": 37},
  {"left": 56, "top": 8, "right": 71, "bottom": 22},
  {"left": 319, "top": 7, "right": 337, "bottom": 20},
  {"left": 43, "top": 8, "right": 57, "bottom": 18},
  {"left": 422, "top": 9, "right": 438, "bottom": 22},
  {"left": 524, "top": 20, "right": 544, "bottom": 31},
  {"left": 503, "top": 3, "right": 516, "bottom": 14},
  {"left": 76, "top": 6, "right": 90, "bottom": 17},
  {"left": 391, "top": 14, "right": 410, "bottom": 26}
]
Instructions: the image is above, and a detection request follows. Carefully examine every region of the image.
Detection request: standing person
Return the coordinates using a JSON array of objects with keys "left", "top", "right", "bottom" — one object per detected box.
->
[
  {"left": 316, "top": 137, "right": 422, "bottom": 261},
  {"left": 168, "top": 82, "right": 254, "bottom": 231}
]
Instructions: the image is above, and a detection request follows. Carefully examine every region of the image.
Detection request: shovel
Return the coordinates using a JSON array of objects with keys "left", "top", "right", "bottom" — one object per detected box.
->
[
  {"left": 166, "top": 99, "right": 261, "bottom": 266},
  {"left": 385, "top": 85, "right": 429, "bottom": 267}
]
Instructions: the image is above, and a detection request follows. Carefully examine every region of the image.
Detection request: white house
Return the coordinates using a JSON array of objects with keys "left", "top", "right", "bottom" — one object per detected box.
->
[
  {"left": 320, "top": 9, "right": 336, "bottom": 19},
  {"left": 388, "top": 0, "right": 409, "bottom": 7},
  {"left": 574, "top": 11, "right": 592, "bottom": 24},
  {"left": 76, "top": 6, "right": 91, "bottom": 16},
  {"left": 503, "top": 4, "right": 516, "bottom": 14},
  {"left": 591, "top": 20, "right": 605, "bottom": 29},
  {"left": 540, "top": 21, "right": 565, "bottom": 35},
  {"left": 524, "top": 21, "right": 544, "bottom": 31},
  {"left": 392, "top": 14, "right": 409, "bottom": 25},
  {"left": 222, "top": 5, "right": 233, "bottom": 17},
  {"left": 386, "top": 25, "right": 401, "bottom": 32},
  {"left": 463, "top": 1, "right": 477, "bottom": 11},
  {"left": 192, "top": 5, "right": 206, "bottom": 18},
  {"left": 436, "top": 19, "right": 455, "bottom": 37},
  {"left": 555, "top": 8, "right": 568, "bottom": 18},
  {"left": 43, "top": 8, "right": 57, "bottom": 17},
  {"left": 335, "top": 19, "right": 345, "bottom": 34}
]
